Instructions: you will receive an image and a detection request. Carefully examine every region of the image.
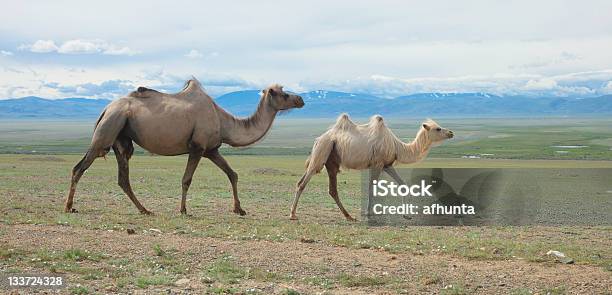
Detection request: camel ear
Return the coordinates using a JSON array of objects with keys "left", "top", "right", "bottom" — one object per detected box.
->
[
  {"left": 422, "top": 123, "right": 431, "bottom": 131},
  {"left": 267, "top": 88, "right": 275, "bottom": 96}
]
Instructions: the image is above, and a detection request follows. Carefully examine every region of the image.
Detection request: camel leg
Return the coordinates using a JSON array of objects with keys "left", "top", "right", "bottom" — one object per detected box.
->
[
  {"left": 384, "top": 165, "right": 410, "bottom": 218},
  {"left": 325, "top": 157, "right": 355, "bottom": 221},
  {"left": 290, "top": 170, "right": 315, "bottom": 220},
  {"left": 204, "top": 149, "right": 245, "bottom": 216},
  {"left": 64, "top": 151, "right": 98, "bottom": 213},
  {"left": 383, "top": 166, "right": 405, "bottom": 185},
  {"left": 180, "top": 149, "right": 202, "bottom": 215},
  {"left": 113, "top": 143, "right": 152, "bottom": 215},
  {"left": 64, "top": 108, "right": 127, "bottom": 213},
  {"left": 290, "top": 139, "right": 334, "bottom": 220},
  {"left": 365, "top": 168, "right": 382, "bottom": 216},
  {"left": 384, "top": 166, "right": 406, "bottom": 208}
]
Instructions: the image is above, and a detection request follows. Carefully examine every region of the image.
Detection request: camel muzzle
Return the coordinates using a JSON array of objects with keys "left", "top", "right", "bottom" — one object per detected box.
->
[
  {"left": 295, "top": 97, "right": 305, "bottom": 108},
  {"left": 447, "top": 131, "right": 454, "bottom": 138}
]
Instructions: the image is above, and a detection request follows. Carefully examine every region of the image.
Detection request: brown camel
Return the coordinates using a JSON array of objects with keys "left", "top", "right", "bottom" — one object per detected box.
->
[
  {"left": 290, "top": 114, "right": 453, "bottom": 221},
  {"left": 64, "top": 79, "right": 304, "bottom": 215}
]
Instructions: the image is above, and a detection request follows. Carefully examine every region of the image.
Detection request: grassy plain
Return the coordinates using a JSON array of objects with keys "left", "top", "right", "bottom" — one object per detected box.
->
[
  {"left": 0, "top": 118, "right": 611, "bottom": 294},
  {"left": 1, "top": 117, "right": 611, "bottom": 159},
  {"left": 1, "top": 154, "right": 611, "bottom": 294}
]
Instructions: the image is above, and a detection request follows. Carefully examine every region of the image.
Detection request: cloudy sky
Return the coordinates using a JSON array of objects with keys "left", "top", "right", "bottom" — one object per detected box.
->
[{"left": 1, "top": 0, "right": 612, "bottom": 99}]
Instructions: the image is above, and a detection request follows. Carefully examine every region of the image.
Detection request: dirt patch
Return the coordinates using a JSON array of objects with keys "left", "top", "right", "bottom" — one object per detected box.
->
[
  {"left": 1, "top": 224, "right": 609, "bottom": 294},
  {"left": 20, "top": 156, "right": 66, "bottom": 162}
]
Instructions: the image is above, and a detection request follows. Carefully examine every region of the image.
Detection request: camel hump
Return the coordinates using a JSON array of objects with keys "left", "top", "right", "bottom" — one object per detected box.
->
[
  {"left": 370, "top": 115, "right": 384, "bottom": 123},
  {"left": 333, "top": 113, "right": 356, "bottom": 130},
  {"left": 368, "top": 115, "right": 386, "bottom": 126},
  {"left": 128, "top": 86, "right": 159, "bottom": 98},
  {"left": 180, "top": 78, "right": 204, "bottom": 94},
  {"left": 137, "top": 86, "right": 156, "bottom": 93}
]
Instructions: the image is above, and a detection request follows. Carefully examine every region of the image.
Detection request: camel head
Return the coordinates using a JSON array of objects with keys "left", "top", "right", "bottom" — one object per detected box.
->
[
  {"left": 263, "top": 84, "right": 305, "bottom": 111},
  {"left": 421, "top": 119, "right": 454, "bottom": 143}
]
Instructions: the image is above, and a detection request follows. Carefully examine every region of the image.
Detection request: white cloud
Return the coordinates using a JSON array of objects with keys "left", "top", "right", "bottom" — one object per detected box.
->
[
  {"left": 0, "top": 50, "right": 13, "bottom": 56},
  {"left": 103, "top": 45, "right": 138, "bottom": 56},
  {"left": 523, "top": 78, "right": 558, "bottom": 90},
  {"left": 510, "top": 51, "right": 582, "bottom": 70},
  {"left": 602, "top": 81, "right": 612, "bottom": 94},
  {"left": 184, "top": 49, "right": 203, "bottom": 59},
  {"left": 43, "top": 79, "right": 135, "bottom": 97},
  {"left": 2, "top": 1, "right": 612, "bottom": 98},
  {"left": 19, "top": 40, "right": 58, "bottom": 53},
  {"left": 57, "top": 39, "right": 103, "bottom": 54},
  {"left": 18, "top": 39, "right": 137, "bottom": 55}
]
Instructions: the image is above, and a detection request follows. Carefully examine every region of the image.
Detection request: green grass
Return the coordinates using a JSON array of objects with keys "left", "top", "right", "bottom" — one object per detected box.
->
[
  {"left": 208, "top": 286, "right": 241, "bottom": 294},
  {"left": 280, "top": 289, "right": 301, "bottom": 295},
  {"left": 335, "top": 273, "right": 398, "bottom": 287},
  {"left": 510, "top": 288, "right": 533, "bottom": 295},
  {"left": 70, "top": 286, "right": 90, "bottom": 294},
  {"left": 440, "top": 283, "right": 469, "bottom": 295},
  {"left": 304, "top": 276, "right": 335, "bottom": 289},
  {"left": 134, "top": 275, "right": 174, "bottom": 288},
  {"left": 201, "top": 255, "right": 292, "bottom": 292},
  {"left": 152, "top": 244, "right": 165, "bottom": 257},
  {"left": 421, "top": 275, "right": 442, "bottom": 286},
  {"left": 541, "top": 286, "right": 567, "bottom": 295},
  {"left": 1, "top": 154, "right": 610, "bottom": 270},
  {"left": 206, "top": 255, "right": 247, "bottom": 284},
  {"left": 0, "top": 247, "right": 27, "bottom": 259},
  {"left": 63, "top": 249, "right": 87, "bottom": 261}
]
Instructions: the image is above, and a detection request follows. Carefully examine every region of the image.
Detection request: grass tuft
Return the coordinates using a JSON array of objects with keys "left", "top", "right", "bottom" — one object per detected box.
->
[
  {"left": 206, "top": 256, "right": 246, "bottom": 284},
  {"left": 135, "top": 275, "right": 174, "bottom": 288},
  {"left": 152, "top": 244, "right": 165, "bottom": 257}
]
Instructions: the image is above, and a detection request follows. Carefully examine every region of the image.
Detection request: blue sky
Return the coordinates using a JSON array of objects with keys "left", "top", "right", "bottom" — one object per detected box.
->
[{"left": 1, "top": 0, "right": 612, "bottom": 99}]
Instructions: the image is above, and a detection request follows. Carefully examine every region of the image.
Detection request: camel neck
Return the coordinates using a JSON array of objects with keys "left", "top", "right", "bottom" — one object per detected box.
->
[
  {"left": 397, "top": 128, "right": 433, "bottom": 164},
  {"left": 218, "top": 95, "right": 277, "bottom": 147}
]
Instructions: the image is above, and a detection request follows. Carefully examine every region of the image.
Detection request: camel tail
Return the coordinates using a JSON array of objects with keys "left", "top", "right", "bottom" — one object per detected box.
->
[
  {"left": 89, "top": 108, "right": 110, "bottom": 158},
  {"left": 87, "top": 105, "right": 127, "bottom": 159},
  {"left": 305, "top": 136, "right": 334, "bottom": 174},
  {"left": 94, "top": 108, "right": 107, "bottom": 131}
]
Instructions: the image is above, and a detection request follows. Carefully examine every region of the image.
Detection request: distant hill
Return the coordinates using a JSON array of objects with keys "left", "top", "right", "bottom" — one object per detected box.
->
[
  {"left": 1, "top": 92, "right": 611, "bottom": 119},
  {"left": 216, "top": 90, "right": 612, "bottom": 117},
  {"left": 0, "top": 96, "right": 111, "bottom": 118}
]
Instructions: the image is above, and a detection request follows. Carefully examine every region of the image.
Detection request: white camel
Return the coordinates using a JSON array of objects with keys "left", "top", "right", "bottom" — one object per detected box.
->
[{"left": 290, "top": 114, "right": 454, "bottom": 220}]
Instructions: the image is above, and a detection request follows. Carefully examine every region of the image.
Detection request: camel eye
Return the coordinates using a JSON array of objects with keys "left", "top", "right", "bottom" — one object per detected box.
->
[
  {"left": 283, "top": 93, "right": 289, "bottom": 99},
  {"left": 435, "top": 127, "right": 442, "bottom": 131}
]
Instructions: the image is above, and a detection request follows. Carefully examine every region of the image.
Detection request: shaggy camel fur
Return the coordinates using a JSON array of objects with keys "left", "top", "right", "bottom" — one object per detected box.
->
[
  {"left": 290, "top": 114, "right": 454, "bottom": 220},
  {"left": 65, "top": 79, "right": 304, "bottom": 215}
]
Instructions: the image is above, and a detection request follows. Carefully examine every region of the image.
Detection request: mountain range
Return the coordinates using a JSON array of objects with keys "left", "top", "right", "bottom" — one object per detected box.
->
[{"left": 1, "top": 91, "right": 611, "bottom": 119}]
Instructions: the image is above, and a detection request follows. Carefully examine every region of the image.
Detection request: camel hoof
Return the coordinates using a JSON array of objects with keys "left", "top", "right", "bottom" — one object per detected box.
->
[
  {"left": 233, "top": 208, "right": 247, "bottom": 216},
  {"left": 180, "top": 209, "right": 187, "bottom": 215},
  {"left": 64, "top": 208, "right": 78, "bottom": 213},
  {"left": 289, "top": 216, "right": 298, "bottom": 221},
  {"left": 345, "top": 215, "right": 357, "bottom": 222}
]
